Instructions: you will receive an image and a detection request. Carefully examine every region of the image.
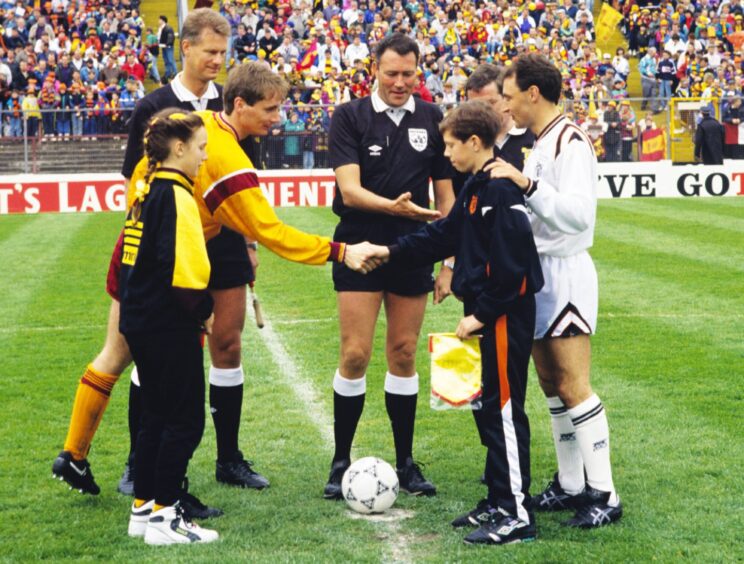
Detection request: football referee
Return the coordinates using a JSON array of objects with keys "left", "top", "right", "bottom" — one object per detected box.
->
[{"left": 323, "top": 33, "right": 455, "bottom": 499}]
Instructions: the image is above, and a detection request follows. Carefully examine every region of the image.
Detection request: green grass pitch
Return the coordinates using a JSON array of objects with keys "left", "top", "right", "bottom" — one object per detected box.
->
[{"left": 1, "top": 198, "right": 742, "bottom": 562}]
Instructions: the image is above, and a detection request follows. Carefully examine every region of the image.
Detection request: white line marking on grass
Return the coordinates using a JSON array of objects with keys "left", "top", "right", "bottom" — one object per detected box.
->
[
  {"left": 271, "top": 317, "right": 336, "bottom": 325},
  {"left": 251, "top": 316, "right": 334, "bottom": 445},
  {"left": 247, "top": 305, "right": 415, "bottom": 564}
]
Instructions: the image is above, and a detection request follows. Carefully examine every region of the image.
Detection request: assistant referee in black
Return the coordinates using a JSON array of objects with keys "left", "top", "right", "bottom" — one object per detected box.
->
[{"left": 323, "top": 33, "right": 455, "bottom": 499}]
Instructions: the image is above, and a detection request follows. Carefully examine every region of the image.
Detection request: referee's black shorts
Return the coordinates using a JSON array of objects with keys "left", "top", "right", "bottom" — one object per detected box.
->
[
  {"left": 206, "top": 227, "right": 254, "bottom": 290},
  {"left": 332, "top": 220, "right": 434, "bottom": 296}
]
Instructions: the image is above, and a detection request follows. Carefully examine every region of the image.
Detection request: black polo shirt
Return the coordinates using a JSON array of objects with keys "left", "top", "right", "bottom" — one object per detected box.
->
[
  {"left": 452, "top": 127, "right": 535, "bottom": 196},
  {"left": 329, "top": 93, "right": 453, "bottom": 234}
]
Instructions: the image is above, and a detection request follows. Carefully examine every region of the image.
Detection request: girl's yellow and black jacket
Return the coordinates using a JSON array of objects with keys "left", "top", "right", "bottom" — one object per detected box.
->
[{"left": 119, "top": 169, "right": 214, "bottom": 334}]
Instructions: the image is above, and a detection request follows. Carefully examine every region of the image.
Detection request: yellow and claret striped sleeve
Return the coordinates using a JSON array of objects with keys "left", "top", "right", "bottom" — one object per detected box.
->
[
  {"left": 172, "top": 186, "right": 211, "bottom": 290},
  {"left": 212, "top": 181, "right": 339, "bottom": 265},
  {"left": 200, "top": 150, "right": 345, "bottom": 264}
]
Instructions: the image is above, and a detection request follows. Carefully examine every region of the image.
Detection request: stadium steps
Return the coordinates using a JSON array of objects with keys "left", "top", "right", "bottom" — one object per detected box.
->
[
  {"left": 0, "top": 138, "right": 125, "bottom": 174},
  {"left": 598, "top": 1, "right": 693, "bottom": 161},
  {"left": 139, "top": 0, "right": 180, "bottom": 91}
]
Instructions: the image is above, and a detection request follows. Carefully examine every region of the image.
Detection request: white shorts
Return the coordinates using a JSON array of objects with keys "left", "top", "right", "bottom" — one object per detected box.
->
[{"left": 534, "top": 251, "right": 598, "bottom": 339}]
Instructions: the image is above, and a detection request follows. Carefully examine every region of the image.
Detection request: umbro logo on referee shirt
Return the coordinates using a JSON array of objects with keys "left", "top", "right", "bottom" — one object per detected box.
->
[{"left": 368, "top": 145, "right": 382, "bottom": 156}]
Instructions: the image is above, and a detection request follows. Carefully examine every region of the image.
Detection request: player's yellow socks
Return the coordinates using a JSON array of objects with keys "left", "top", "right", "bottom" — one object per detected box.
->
[
  {"left": 153, "top": 504, "right": 165, "bottom": 512},
  {"left": 63, "top": 364, "right": 119, "bottom": 460},
  {"left": 134, "top": 498, "right": 147, "bottom": 508}
]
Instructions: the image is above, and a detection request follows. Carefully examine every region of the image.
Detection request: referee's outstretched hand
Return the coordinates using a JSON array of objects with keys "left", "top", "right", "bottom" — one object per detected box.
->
[{"left": 391, "top": 192, "right": 442, "bottom": 222}]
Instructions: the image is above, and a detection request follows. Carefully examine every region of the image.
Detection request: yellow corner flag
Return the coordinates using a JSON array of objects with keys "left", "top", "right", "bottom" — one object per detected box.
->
[
  {"left": 596, "top": 4, "right": 623, "bottom": 46},
  {"left": 429, "top": 333, "right": 482, "bottom": 410}
]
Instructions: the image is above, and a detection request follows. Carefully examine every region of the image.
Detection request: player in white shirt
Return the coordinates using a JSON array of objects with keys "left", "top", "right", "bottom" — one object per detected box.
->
[{"left": 487, "top": 54, "right": 622, "bottom": 529}]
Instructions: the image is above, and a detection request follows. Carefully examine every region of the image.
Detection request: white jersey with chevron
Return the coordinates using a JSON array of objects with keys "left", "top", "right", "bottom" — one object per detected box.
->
[
  {"left": 523, "top": 114, "right": 599, "bottom": 338},
  {"left": 522, "top": 114, "right": 597, "bottom": 258}
]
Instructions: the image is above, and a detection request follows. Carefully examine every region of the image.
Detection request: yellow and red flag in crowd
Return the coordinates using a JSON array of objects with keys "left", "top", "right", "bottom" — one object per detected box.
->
[
  {"left": 298, "top": 40, "right": 318, "bottom": 71},
  {"left": 640, "top": 128, "right": 666, "bottom": 161},
  {"left": 596, "top": 4, "right": 623, "bottom": 45}
]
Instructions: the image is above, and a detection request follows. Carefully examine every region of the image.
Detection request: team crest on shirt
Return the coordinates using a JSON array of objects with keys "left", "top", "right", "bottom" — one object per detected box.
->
[
  {"left": 469, "top": 195, "right": 478, "bottom": 215},
  {"left": 408, "top": 128, "right": 428, "bottom": 151},
  {"left": 522, "top": 146, "right": 532, "bottom": 162}
]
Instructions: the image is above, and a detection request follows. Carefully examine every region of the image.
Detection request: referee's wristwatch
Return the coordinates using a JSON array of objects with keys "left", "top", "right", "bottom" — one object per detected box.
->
[
  {"left": 442, "top": 259, "right": 455, "bottom": 270},
  {"left": 246, "top": 242, "right": 258, "bottom": 251}
]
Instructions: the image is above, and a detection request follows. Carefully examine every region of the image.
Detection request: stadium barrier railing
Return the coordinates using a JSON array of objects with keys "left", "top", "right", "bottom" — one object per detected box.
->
[{"left": 2, "top": 98, "right": 742, "bottom": 174}]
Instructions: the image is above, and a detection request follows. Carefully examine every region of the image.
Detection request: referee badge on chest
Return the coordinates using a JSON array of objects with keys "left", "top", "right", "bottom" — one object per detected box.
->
[{"left": 408, "top": 128, "right": 428, "bottom": 152}]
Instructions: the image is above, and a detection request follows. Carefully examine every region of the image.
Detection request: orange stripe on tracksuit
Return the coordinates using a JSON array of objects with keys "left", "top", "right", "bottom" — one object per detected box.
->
[
  {"left": 495, "top": 315, "right": 510, "bottom": 410},
  {"left": 473, "top": 297, "right": 536, "bottom": 524}
]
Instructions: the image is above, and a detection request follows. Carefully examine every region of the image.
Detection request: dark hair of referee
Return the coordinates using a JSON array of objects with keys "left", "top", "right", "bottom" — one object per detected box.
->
[{"left": 374, "top": 32, "right": 420, "bottom": 64}]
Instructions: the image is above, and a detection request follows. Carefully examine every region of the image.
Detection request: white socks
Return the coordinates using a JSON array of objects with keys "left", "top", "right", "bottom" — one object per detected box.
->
[
  {"left": 333, "top": 370, "right": 366, "bottom": 396},
  {"left": 384, "top": 372, "right": 419, "bottom": 395},
  {"left": 547, "top": 396, "right": 585, "bottom": 496},
  {"left": 567, "top": 393, "right": 619, "bottom": 506},
  {"left": 208, "top": 365, "right": 244, "bottom": 387}
]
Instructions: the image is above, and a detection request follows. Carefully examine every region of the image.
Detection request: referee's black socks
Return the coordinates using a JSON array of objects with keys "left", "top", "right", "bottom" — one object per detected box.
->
[
  {"left": 332, "top": 370, "right": 365, "bottom": 463},
  {"left": 209, "top": 366, "right": 244, "bottom": 462},
  {"left": 384, "top": 373, "right": 419, "bottom": 469}
]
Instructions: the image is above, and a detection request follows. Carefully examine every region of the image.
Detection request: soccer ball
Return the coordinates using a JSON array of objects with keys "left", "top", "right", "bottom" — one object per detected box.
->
[{"left": 341, "top": 457, "right": 399, "bottom": 514}]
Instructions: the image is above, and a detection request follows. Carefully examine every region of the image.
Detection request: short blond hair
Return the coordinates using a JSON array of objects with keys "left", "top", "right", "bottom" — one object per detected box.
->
[{"left": 181, "top": 8, "right": 230, "bottom": 44}]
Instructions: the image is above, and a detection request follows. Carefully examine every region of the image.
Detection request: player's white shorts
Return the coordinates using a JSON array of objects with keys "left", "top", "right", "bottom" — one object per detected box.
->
[{"left": 534, "top": 251, "right": 598, "bottom": 339}]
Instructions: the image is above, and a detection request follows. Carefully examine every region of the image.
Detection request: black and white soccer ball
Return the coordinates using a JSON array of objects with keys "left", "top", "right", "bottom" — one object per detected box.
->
[{"left": 341, "top": 457, "right": 399, "bottom": 514}]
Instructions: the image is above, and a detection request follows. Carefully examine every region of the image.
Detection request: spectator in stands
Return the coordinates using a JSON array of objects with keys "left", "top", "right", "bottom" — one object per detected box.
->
[
  {"left": 56, "top": 53, "right": 74, "bottom": 87},
  {"left": 257, "top": 20, "right": 279, "bottom": 57},
  {"left": 100, "top": 54, "right": 121, "bottom": 85},
  {"left": 603, "top": 100, "right": 622, "bottom": 161},
  {"left": 70, "top": 83, "right": 84, "bottom": 137},
  {"left": 234, "top": 23, "right": 256, "bottom": 63},
  {"left": 122, "top": 51, "right": 145, "bottom": 83},
  {"left": 5, "top": 90, "right": 22, "bottom": 137},
  {"left": 656, "top": 49, "right": 677, "bottom": 111},
  {"left": 83, "top": 88, "right": 96, "bottom": 137},
  {"left": 344, "top": 34, "right": 369, "bottom": 67},
  {"left": 619, "top": 100, "right": 636, "bottom": 161},
  {"left": 81, "top": 57, "right": 99, "bottom": 86},
  {"left": 159, "top": 15, "right": 177, "bottom": 81},
  {"left": 612, "top": 47, "right": 630, "bottom": 81},
  {"left": 56, "top": 83, "right": 72, "bottom": 138},
  {"left": 0, "top": 55, "right": 11, "bottom": 89},
  {"left": 11, "top": 59, "right": 29, "bottom": 91},
  {"left": 107, "top": 90, "right": 124, "bottom": 135},
  {"left": 39, "top": 76, "right": 56, "bottom": 137},
  {"left": 21, "top": 84, "right": 39, "bottom": 137},
  {"left": 639, "top": 47, "right": 658, "bottom": 112},
  {"left": 723, "top": 96, "right": 744, "bottom": 158},
  {"left": 283, "top": 109, "right": 305, "bottom": 168}
]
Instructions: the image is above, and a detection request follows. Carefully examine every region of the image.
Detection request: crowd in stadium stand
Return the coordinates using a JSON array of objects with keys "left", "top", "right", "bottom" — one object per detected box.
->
[
  {"left": 0, "top": 0, "right": 170, "bottom": 139},
  {"left": 2, "top": 0, "right": 744, "bottom": 161}
]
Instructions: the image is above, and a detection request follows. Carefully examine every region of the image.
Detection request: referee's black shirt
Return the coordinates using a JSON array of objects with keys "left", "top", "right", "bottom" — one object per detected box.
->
[{"left": 329, "top": 93, "right": 453, "bottom": 231}]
